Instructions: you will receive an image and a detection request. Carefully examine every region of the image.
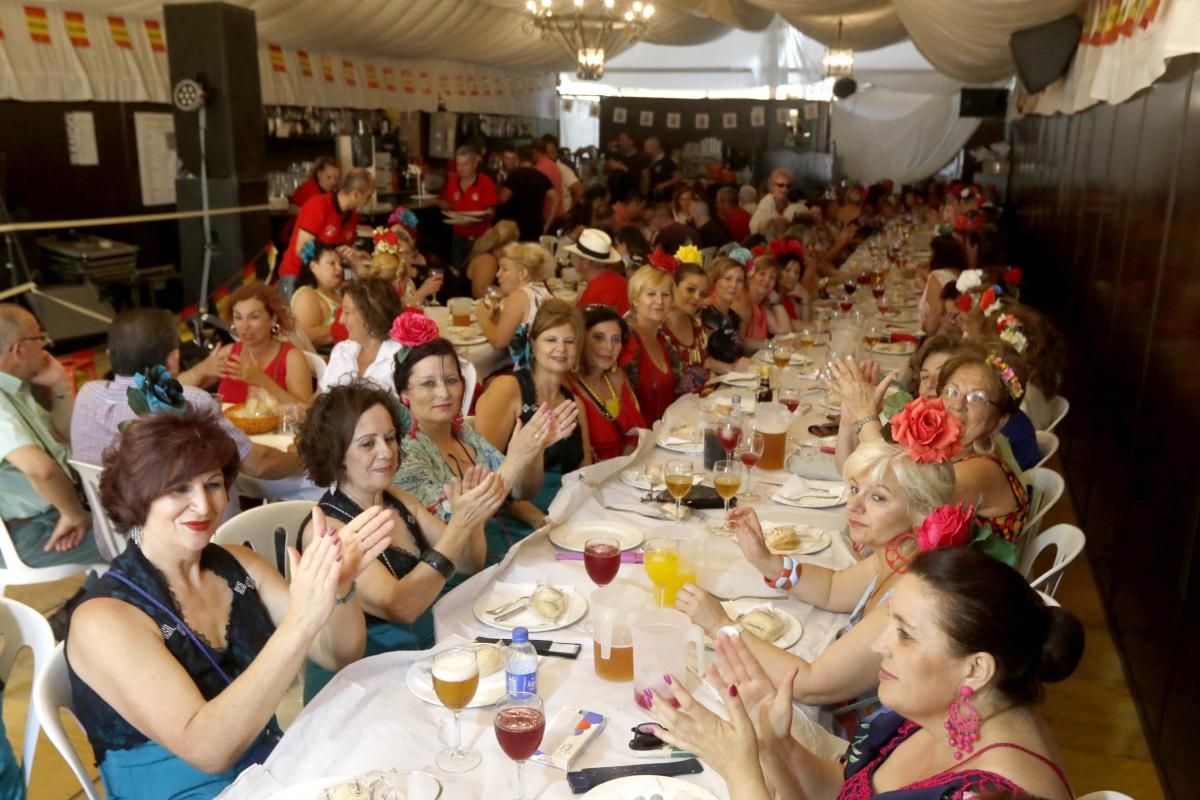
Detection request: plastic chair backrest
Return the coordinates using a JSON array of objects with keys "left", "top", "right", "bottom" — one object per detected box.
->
[
  {"left": 1023, "top": 467, "right": 1065, "bottom": 540},
  {"left": 0, "top": 515, "right": 104, "bottom": 592},
  {"left": 1043, "top": 395, "right": 1070, "bottom": 433},
  {"left": 1077, "top": 792, "right": 1135, "bottom": 800},
  {"left": 213, "top": 500, "right": 316, "bottom": 579},
  {"left": 0, "top": 597, "right": 56, "bottom": 787},
  {"left": 1020, "top": 523, "right": 1086, "bottom": 597},
  {"left": 1032, "top": 431, "right": 1059, "bottom": 471},
  {"left": 538, "top": 236, "right": 560, "bottom": 258},
  {"left": 302, "top": 350, "right": 327, "bottom": 384},
  {"left": 460, "top": 358, "right": 478, "bottom": 418},
  {"left": 68, "top": 459, "right": 126, "bottom": 562},
  {"left": 32, "top": 642, "right": 100, "bottom": 800},
  {"left": 700, "top": 247, "right": 716, "bottom": 269}
]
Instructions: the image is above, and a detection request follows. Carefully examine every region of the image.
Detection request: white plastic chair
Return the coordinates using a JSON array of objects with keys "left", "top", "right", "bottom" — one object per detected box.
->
[
  {"left": 0, "top": 515, "right": 106, "bottom": 594},
  {"left": 302, "top": 349, "right": 327, "bottom": 384},
  {"left": 1023, "top": 467, "right": 1065, "bottom": 540},
  {"left": 68, "top": 460, "right": 127, "bottom": 562},
  {"left": 0, "top": 597, "right": 56, "bottom": 788},
  {"left": 1036, "top": 590, "right": 1060, "bottom": 608},
  {"left": 1042, "top": 395, "right": 1070, "bottom": 433},
  {"left": 538, "top": 236, "right": 560, "bottom": 260},
  {"left": 1032, "top": 431, "right": 1059, "bottom": 470},
  {"left": 32, "top": 642, "right": 100, "bottom": 800},
  {"left": 1020, "top": 524, "right": 1086, "bottom": 598},
  {"left": 700, "top": 246, "right": 716, "bottom": 269},
  {"left": 1077, "top": 792, "right": 1135, "bottom": 800},
  {"left": 460, "top": 357, "right": 478, "bottom": 418},
  {"left": 213, "top": 500, "right": 316, "bottom": 579}
]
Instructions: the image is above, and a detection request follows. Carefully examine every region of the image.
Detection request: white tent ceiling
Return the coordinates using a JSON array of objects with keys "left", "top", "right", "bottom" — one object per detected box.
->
[{"left": 61, "top": 0, "right": 1081, "bottom": 83}]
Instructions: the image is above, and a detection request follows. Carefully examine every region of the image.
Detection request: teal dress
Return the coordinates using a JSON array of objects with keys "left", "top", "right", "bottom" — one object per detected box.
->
[
  {"left": 0, "top": 694, "right": 23, "bottom": 800},
  {"left": 299, "top": 488, "right": 437, "bottom": 704},
  {"left": 66, "top": 545, "right": 281, "bottom": 800}
]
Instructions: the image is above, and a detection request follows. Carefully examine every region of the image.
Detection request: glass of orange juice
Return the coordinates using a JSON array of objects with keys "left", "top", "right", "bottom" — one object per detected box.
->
[{"left": 644, "top": 537, "right": 698, "bottom": 608}]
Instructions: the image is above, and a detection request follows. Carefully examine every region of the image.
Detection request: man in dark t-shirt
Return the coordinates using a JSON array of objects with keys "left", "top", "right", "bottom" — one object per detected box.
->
[
  {"left": 645, "top": 137, "right": 680, "bottom": 203},
  {"left": 497, "top": 145, "right": 554, "bottom": 242}
]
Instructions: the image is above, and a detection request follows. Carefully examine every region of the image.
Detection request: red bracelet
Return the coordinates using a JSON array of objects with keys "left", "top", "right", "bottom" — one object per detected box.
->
[{"left": 763, "top": 557, "right": 801, "bottom": 590}]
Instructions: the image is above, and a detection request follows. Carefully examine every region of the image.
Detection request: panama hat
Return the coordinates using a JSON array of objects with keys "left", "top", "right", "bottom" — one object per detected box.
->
[{"left": 562, "top": 228, "right": 622, "bottom": 264}]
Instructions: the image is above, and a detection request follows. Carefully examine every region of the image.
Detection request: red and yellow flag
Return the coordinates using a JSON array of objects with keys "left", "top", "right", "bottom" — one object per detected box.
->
[
  {"left": 268, "top": 43, "right": 286, "bottom": 73},
  {"left": 383, "top": 67, "right": 397, "bottom": 92},
  {"left": 64, "top": 11, "right": 89, "bottom": 47},
  {"left": 25, "top": 6, "right": 51, "bottom": 44},
  {"left": 297, "top": 50, "right": 313, "bottom": 78},
  {"left": 145, "top": 19, "right": 165, "bottom": 53},
  {"left": 365, "top": 63, "right": 380, "bottom": 89},
  {"left": 108, "top": 15, "right": 131, "bottom": 49},
  {"left": 418, "top": 71, "right": 432, "bottom": 95},
  {"left": 401, "top": 70, "right": 415, "bottom": 94},
  {"left": 321, "top": 56, "right": 335, "bottom": 83},
  {"left": 342, "top": 59, "right": 356, "bottom": 86}
]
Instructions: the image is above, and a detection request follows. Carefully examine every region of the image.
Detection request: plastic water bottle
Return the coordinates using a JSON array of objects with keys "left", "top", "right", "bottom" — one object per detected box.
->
[{"left": 505, "top": 627, "right": 538, "bottom": 695}]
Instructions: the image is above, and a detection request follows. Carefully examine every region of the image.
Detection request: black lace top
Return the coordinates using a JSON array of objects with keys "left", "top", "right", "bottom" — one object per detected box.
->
[
  {"left": 700, "top": 304, "right": 743, "bottom": 364},
  {"left": 515, "top": 368, "right": 584, "bottom": 474},
  {"left": 66, "top": 544, "right": 281, "bottom": 764}
]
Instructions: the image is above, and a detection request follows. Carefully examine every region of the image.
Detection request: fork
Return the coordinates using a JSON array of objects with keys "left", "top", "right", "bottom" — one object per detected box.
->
[{"left": 484, "top": 595, "right": 531, "bottom": 616}]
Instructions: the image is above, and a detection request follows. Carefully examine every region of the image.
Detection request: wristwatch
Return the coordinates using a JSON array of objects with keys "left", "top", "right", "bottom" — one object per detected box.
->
[
  {"left": 851, "top": 415, "right": 879, "bottom": 435},
  {"left": 421, "top": 548, "right": 456, "bottom": 580}
]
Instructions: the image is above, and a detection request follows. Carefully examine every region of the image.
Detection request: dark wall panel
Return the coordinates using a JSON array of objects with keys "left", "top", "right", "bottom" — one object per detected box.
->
[{"left": 1009, "top": 54, "right": 1200, "bottom": 800}]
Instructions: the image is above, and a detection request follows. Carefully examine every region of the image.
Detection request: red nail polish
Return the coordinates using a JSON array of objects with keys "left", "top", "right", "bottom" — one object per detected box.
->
[{"left": 729, "top": 684, "right": 739, "bottom": 698}]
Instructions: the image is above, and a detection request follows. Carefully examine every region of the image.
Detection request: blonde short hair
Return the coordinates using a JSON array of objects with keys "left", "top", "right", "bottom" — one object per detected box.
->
[
  {"left": 627, "top": 265, "right": 675, "bottom": 308},
  {"left": 498, "top": 242, "right": 555, "bottom": 282},
  {"left": 470, "top": 220, "right": 520, "bottom": 260},
  {"left": 842, "top": 440, "right": 956, "bottom": 525},
  {"left": 706, "top": 256, "right": 744, "bottom": 287}
]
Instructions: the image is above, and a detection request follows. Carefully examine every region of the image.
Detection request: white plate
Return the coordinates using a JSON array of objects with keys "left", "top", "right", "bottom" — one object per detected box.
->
[
  {"left": 762, "top": 524, "right": 833, "bottom": 554},
  {"left": 473, "top": 586, "right": 588, "bottom": 632},
  {"left": 756, "top": 350, "right": 813, "bottom": 367},
  {"left": 548, "top": 519, "right": 645, "bottom": 552},
  {"left": 702, "top": 391, "right": 756, "bottom": 416},
  {"left": 871, "top": 341, "right": 917, "bottom": 356},
  {"left": 443, "top": 326, "right": 488, "bottom": 346},
  {"left": 582, "top": 775, "right": 720, "bottom": 800},
  {"left": 270, "top": 772, "right": 443, "bottom": 800},
  {"left": 655, "top": 425, "right": 704, "bottom": 454},
  {"left": 880, "top": 311, "right": 919, "bottom": 324},
  {"left": 406, "top": 652, "right": 522, "bottom": 709},
  {"left": 705, "top": 599, "right": 804, "bottom": 650}
]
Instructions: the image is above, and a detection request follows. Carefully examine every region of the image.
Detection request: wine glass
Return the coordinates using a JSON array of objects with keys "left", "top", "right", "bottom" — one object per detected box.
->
[
  {"left": 644, "top": 537, "right": 681, "bottom": 607},
  {"left": 863, "top": 323, "right": 885, "bottom": 350},
  {"left": 778, "top": 387, "right": 803, "bottom": 414},
  {"left": 495, "top": 692, "right": 546, "bottom": 800},
  {"left": 772, "top": 342, "right": 793, "bottom": 371},
  {"left": 427, "top": 266, "right": 444, "bottom": 305},
  {"left": 798, "top": 327, "right": 817, "bottom": 349},
  {"left": 734, "top": 432, "right": 764, "bottom": 503},
  {"left": 584, "top": 536, "right": 621, "bottom": 586},
  {"left": 715, "top": 416, "right": 742, "bottom": 458},
  {"left": 712, "top": 460, "right": 742, "bottom": 533},
  {"left": 432, "top": 648, "right": 481, "bottom": 772},
  {"left": 644, "top": 462, "right": 664, "bottom": 496},
  {"left": 664, "top": 459, "right": 694, "bottom": 522}
]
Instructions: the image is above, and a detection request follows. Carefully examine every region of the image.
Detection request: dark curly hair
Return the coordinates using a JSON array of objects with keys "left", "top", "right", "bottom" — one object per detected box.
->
[
  {"left": 297, "top": 382, "right": 406, "bottom": 487},
  {"left": 100, "top": 410, "right": 240, "bottom": 534},
  {"left": 224, "top": 283, "right": 294, "bottom": 333},
  {"left": 342, "top": 277, "right": 404, "bottom": 341},
  {"left": 392, "top": 338, "right": 462, "bottom": 400}
]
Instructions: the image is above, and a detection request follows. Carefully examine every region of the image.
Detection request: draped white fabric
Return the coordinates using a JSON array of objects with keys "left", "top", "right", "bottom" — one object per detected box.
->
[
  {"left": 831, "top": 88, "right": 980, "bottom": 185},
  {"left": 1017, "top": 0, "right": 1200, "bottom": 116}
]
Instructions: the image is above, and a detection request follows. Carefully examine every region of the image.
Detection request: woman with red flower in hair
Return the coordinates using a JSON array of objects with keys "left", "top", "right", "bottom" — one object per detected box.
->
[
  {"left": 570, "top": 305, "right": 647, "bottom": 461},
  {"left": 675, "top": 401, "right": 963, "bottom": 734}
]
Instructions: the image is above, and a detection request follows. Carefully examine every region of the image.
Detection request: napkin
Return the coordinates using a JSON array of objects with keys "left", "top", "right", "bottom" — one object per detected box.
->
[
  {"left": 772, "top": 476, "right": 847, "bottom": 508},
  {"left": 708, "top": 370, "right": 756, "bottom": 386}
]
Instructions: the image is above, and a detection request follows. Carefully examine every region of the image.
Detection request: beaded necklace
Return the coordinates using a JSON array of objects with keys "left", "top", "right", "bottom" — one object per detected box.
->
[{"left": 577, "top": 371, "right": 620, "bottom": 421}]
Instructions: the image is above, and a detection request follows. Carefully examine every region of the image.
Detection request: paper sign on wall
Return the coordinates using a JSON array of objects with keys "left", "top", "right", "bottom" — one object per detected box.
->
[
  {"left": 134, "top": 112, "right": 177, "bottom": 207},
  {"left": 613, "top": 107, "right": 627, "bottom": 123},
  {"left": 750, "top": 106, "right": 765, "bottom": 127},
  {"left": 666, "top": 112, "right": 680, "bottom": 129},
  {"left": 804, "top": 103, "right": 820, "bottom": 120},
  {"left": 695, "top": 113, "right": 709, "bottom": 130},
  {"left": 722, "top": 112, "right": 737, "bottom": 129},
  {"left": 639, "top": 110, "right": 653, "bottom": 127},
  {"left": 65, "top": 112, "right": 99, "bottom": 166},
  {"left": 776, "top": 107, "right": 791, "bottom": 124}
]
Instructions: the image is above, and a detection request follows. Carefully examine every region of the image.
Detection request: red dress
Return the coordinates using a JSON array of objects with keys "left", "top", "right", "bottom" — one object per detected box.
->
[
  {"left": 572, "top": 374, "right": 646, "bottom": 461},
  {"left": 217, "top": 341, "right": 294, "bottom": 404},
  {"left": 626, "top": 327, "right": 679, "bottom": 425}
]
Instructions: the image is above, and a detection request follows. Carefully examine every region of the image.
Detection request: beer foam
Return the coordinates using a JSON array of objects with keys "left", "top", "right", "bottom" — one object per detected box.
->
[{"left": 433, "top": 652, "right": 478, "bottom": 681}]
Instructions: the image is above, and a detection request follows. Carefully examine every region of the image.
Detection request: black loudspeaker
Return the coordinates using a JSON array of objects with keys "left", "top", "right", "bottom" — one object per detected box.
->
[
  {"left": 163, "top": 3, "right": 265, "bottom": 180},
  {"left": 174, "top": 177, "right": 269, "bottom": 301},
  {"left": 1010, "top": 15, "right": 1083, "bottom": 94},
  {"left": 959, "top": 88, "right": 1009, "bottom": 118}
]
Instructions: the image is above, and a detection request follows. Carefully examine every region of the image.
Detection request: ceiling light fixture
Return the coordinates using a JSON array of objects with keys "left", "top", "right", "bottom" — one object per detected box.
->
[
  {"left": 526, "top": 0, "right": 654, "bottom": 80},
  {"left": 822, "top": 19, "right": 854, "bottom": 79}
]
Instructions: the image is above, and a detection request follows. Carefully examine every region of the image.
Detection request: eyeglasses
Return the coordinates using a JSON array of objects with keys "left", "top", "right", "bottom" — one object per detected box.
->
[
  {"left": 941, "top": 384, "right": 998, "bottom": 408},
  {"left": 18, "top": 333, "right": 52, "bottom": 347},
  {"left": 629, "top": 723, "right": 668, "bottom": 751},
  {"left": 772, "top": 182, "right": 791, "bottom": 189}
]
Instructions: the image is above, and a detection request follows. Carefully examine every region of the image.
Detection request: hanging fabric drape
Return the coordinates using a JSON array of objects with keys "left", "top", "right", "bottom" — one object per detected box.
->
[{"left": 831, "top": 88, "right": 980, "bottom": 185}]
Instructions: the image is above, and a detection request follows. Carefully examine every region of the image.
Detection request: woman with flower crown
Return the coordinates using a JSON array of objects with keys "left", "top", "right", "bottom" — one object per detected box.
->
[
  {"left": 676, "top": 399, "right": 968, "bottom": 730},
  {"left": 291, "top": 241, "right": 346, "bottom": 349}
]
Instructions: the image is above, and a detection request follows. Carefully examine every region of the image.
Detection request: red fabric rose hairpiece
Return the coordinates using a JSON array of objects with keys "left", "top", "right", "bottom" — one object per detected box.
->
[
  {"left": 889, "top": 396, "right": 964, "bottom": 464},
  {"left": 769, "top": 237, "right": 805, "bottom": 262},
  {"left": 915, "top": 501, "right": 976, "bottom": 552},
  {"left": 647, "top": 246, "right": 680, "bottom": 274},
  {"left": 373, "top": 227, "right": 401, "bottom": 256},
  {"left": 390, "top": 311, "right": 440, "bottom": 365}
]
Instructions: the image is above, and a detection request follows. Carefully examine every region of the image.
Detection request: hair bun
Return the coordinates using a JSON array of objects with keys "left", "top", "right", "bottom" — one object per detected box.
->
[{"left": 1038, "top": 606, "right": 1085, "bottom": 683}]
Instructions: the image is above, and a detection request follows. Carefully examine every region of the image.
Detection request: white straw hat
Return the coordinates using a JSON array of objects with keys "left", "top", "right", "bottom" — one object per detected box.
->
[{"left": 562, "top": 228, "right": 622, "bottom": 264}]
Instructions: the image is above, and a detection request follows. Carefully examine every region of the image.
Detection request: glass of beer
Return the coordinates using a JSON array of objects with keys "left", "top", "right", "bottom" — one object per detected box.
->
[
  {"left": 449, "top": 297, "right": 473, "bottom": 327},
  {"left": 756, "top": 402, "right": 791, "bottom": 471},
  {"left": 432, "top": 647, "right": 481, "bottom": 772},
  {"left": 712, "top": 459, "right": 742, "bottom": 532},
  {"left": 772, "top": 342, "right": 793, "bottom": 371},
  {"left": 798, "top": 327, "right": 817, "bottom": 349},
  {"left": 664, "top": 459, "right": 694, "bottom": 521},
  {"left": 863, "top": 323, "right": 884, "bottom": 350},
  {"left": 495, "top": 692, "right": 545, "bottom": 800}
]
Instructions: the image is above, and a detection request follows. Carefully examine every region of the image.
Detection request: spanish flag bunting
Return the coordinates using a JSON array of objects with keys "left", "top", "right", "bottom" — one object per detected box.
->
[
  {"left": 108, "top": 16, "right": 131, "bottom": 49},
  {"left": 25, "top": 6, "right": 51, "bottom": 44},
  {"left": 365, "top": 63, "right": 380, "bottom": 89},
  {"left": 145, "top": 19, "right": 165, "bottom": 53},
  {"left": 383, "top": 67, "right": 396, "bottom": 92},
  {"left": 297, "top": 49, "right": 313, "bottom": 78},
  {"left": 268, "top": 43, "right": 286, "bottom": 73},
  {"left": 468, "top": 76, "right": 479, "bottom": 96},
  {"left": 454, "top": 74, "right": 467, "bottom": 96},
  {"left": 342, "top": 59, "right": 356, "bottom": 86},
  {"left": 64, "top": 11, "right": 89, "bottom": 47},
  {"left": 401, "top": 70, "right": 415, "bottom": 94},
  {"left": 418, "top": 71, "right": 432, "bottom": 95},
  {"left": 482, "top": 76, "right": 492, "bottom": 97},
  {"left": 321, "top": 56, "right": 335, "bottom": 83}
]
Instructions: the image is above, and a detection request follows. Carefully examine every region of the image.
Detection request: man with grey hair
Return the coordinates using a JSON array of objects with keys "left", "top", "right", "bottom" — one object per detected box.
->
[
  {"left": 440, "top": 144, "right": 497, "bottom": 266},
  {"left": 0, "top": 304, "right": 100, "bottom": 571},
  {"left": 750, "top": 168, "right": 805, "bottom": 235},
  {"left": 279, "top": 166, "right": 376, "bottom": 300},
  {"left": 691, "top": 199, "right": 731, "bottom": 250}
]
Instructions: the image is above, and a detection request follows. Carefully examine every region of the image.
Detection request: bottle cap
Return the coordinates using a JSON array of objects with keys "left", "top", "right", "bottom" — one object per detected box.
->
[{"left": 512, "top": 627, "right": 529, "bottom": 643}]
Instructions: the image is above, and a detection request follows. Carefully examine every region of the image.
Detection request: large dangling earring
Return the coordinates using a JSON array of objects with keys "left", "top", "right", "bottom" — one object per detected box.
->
[
  {"left": 452, "top": 413, "right": 464, "bottom": 434},
  {"left": 945, "top": 685, "right": 980, "bottom": 759},
  {"left": 271, "top": 322, "right": 281, "bottom": 337},
  {"left": 883, "top": 532, "right": 916, "bottom": 574},
  {"left": 128, "top": 526, "right": 143, "bottom": 546}
]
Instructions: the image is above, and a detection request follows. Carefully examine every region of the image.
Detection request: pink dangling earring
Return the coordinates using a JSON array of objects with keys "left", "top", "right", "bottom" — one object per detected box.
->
[
  {"left": 945, "top": 685, "right": 980, "bottom": 759},
  {"left": 452, "top": 413, "right": 464, "bottom": 434}
]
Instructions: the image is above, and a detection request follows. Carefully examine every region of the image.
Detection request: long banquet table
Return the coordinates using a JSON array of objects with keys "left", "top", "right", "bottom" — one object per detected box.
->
[{"left": 219, "top": 241, "right": 930, "bottom": 799}]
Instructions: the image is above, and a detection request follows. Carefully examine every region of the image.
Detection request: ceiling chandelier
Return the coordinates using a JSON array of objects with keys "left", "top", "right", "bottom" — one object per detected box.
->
[
  {"left": 525, "top": 0, "right": 655, "bottom": 81},
  {"left": 822, "top": 18, "right": 854, "bottom": 78}
]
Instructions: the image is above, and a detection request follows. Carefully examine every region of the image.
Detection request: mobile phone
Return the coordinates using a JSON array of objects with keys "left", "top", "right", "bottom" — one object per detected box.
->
[{"left": 808, "top": 423, "right": 839, "bottom": 437}]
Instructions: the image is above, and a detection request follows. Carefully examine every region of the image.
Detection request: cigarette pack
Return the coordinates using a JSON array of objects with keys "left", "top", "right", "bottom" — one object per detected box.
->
[{"left": 529, "top": 708, "right": 606, "bottom": 771}]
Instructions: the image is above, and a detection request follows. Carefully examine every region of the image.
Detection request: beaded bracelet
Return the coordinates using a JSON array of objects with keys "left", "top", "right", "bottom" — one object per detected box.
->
[
  {"left": 763, "top": 556, "right": 802, "bottom": 590},
  {"left": 335, "top": 580, "right": 357, "bottom": 606}
]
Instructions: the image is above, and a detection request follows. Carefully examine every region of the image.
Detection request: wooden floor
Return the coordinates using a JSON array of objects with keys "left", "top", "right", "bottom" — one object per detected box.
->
[{"left": 2, "top": 455, "right": 1164, "bottom": 799}]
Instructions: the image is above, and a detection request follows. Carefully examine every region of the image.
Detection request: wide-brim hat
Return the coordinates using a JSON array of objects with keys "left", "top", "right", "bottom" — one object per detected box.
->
[{"left": 562, "top": 228, "right": 622, "bottom": 264}]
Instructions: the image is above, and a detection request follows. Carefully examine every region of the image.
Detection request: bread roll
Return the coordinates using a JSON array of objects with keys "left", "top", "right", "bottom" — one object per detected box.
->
[
  {"left": 765, "top": 526, "right": 801, "bottom": 551},
  {"left": 531, "top": 585, "right": 568, "bottom": 621},
  {"left": 739, "top": 609, "right": 787, "bottom": 642},
  {"left": 472, "top": 643, "right": 504, "bottom": 677}
]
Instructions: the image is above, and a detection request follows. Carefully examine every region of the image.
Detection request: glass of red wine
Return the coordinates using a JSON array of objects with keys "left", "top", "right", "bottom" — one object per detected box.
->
[
  {"left": 778, "top": 387, "right": 803, "bottom": 413},
  {"left": 735, "top": 431, "right": 765, "bottom": 502},
  {"left": 495, "top": 692, "right": 546, "bottom": 800},
  {"left": 856, "top": 270, "right": 872, "bottom": 286},
  {"left": 715, "top": 416, "right": 742, "bottom": 458},
  {"left": 843, "top": 280, "right": 857, "bottom": 296},
  {"left": 871, "top": 284, "right": 885, "bottom": 301},
  {"left": 584, "top": 536, "right": 621, "bottom": 586}
]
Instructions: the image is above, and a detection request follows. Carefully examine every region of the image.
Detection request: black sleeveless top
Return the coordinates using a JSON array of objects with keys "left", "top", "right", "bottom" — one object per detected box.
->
[
  {"left": 302, "top": 488, "right": 429, "bottom": 628},
  {"left": 514, "top": 369, "right": 584, "bottom": 473},
  {"left": 66, "top": 544, "right": 281, "bottom": 764}
]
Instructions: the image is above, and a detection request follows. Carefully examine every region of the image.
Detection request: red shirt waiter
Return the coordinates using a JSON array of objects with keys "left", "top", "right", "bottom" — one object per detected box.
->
[
  {"left": 276, "top": 157, "right": 340, "bottom": 258},
  {"left": 438, "top": 145, "right": 496, "bottom": 266},
  {"left": 278, "top": 168, "right": 375, "bottom": 299}
]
